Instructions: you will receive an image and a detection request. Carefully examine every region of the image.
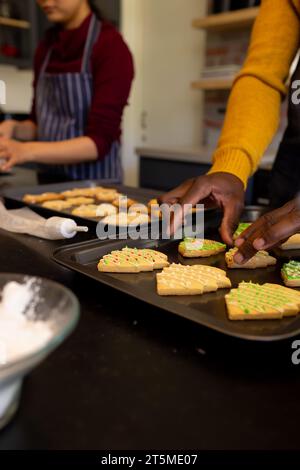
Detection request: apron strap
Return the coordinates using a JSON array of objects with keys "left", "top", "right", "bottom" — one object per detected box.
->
[
  {"left": 39, "top": 49, "right": 52, "bottom": 76},
  {"left": 81, "top": 14, "right": 102, "bottom": 73}
]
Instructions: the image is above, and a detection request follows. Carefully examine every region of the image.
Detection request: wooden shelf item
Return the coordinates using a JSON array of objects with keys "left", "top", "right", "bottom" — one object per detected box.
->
[
  {"left": 191, "top": 78, "right": 234, "bottom": 91},
  {"left": 0, "top": 16, "right": 30, "bottom": 30},
  {"left": 192, "top": 7, "right": 259, "bottom": 32}
]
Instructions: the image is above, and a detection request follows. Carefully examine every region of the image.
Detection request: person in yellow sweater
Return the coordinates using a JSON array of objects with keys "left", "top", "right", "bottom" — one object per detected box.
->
[{"left": 161, "top": 0, "right": 300, "bottom": 263}]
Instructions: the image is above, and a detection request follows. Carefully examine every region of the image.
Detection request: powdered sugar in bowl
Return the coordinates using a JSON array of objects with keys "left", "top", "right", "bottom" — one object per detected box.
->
[{"left": 0, "top": 274, "right": 80, "bottom": 430}]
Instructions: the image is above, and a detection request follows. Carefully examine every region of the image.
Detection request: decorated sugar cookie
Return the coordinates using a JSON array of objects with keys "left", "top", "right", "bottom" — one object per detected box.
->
[
  {"left": 281, "top": 261, "right": 300, "bottom": 287},
  {"left": 121, "top": 248, "right": 169, "bottom": 270},
  {"left": 156, "top": 263, "right": 231, "bottom": 296},
  {"left": 226, "top": 282, "right": 300, "bottom": 320},
  {"left": 178, "top": 238, "right": 226, "bottom": 258},
  {"left": 98, "top": 248, "right": 169, "bottom": 273}
]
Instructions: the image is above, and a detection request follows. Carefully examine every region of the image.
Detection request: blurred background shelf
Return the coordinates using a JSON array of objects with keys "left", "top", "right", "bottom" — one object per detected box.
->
[
  {"left": 192, "top": 7, "right": 259, "bottom": 31},
  {"left": 0, "top": 16, "right": 30, "bottom": 29},
  {"left": 191, "top": 78, "right": 234, "bottom": 90}
]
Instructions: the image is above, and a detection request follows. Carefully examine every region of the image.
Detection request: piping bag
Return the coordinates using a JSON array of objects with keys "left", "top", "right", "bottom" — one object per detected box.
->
[{"left": 0, "top": 200, "right": 88, "bottom": 240}]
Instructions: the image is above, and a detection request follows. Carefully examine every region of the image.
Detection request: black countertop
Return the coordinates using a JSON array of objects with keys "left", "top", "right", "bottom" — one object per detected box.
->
[{"left": 0, "top": 170, "right": 300, "bottom": 451}]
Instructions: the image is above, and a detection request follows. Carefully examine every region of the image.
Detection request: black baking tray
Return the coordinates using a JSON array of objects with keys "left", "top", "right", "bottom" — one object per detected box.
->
[
  {"left": 273, "top": 247, "right": 300, "bottom": 261},
  {"left": 53, "top": 206, "right": 300, "bottom": 342}
]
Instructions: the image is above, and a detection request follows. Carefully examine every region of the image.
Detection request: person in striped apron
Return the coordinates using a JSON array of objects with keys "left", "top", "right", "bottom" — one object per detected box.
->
[{"left": 0, "top": 0, "right": 134, "bottom": 182}]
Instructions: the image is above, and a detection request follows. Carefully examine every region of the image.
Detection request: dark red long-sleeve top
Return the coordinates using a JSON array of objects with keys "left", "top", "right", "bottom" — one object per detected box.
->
[{"left": 30, "top": 13, "right": 134, "bottom": 159}]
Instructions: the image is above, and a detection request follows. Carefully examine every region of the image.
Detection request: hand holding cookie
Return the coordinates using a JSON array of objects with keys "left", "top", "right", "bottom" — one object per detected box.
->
[
  {"left": 159, "top": 172, "right": 244, "bottom": 244},
  {"left": 234, "top": 197, "right": 300, "bottom": 264}
]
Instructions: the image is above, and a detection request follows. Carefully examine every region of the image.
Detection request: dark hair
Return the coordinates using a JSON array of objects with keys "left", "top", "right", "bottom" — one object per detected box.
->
[{"left": 88, "top": 0, "right": 103, "bottom": 20}]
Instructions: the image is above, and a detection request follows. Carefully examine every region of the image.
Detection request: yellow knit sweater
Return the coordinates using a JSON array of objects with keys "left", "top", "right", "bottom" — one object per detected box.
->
[{"left": 208, "top": 0, "right": 300, "bottom": 188}]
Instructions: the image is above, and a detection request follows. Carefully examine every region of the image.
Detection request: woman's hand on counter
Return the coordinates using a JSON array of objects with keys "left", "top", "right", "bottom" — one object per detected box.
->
[
  {"left": 234, "top": 197, "right": 300, "bottom": 264},
  {"left": 0, "top": 136, "right": 99, "bottom": 171},
  {"left": 159, "top": 172, "right": 245, "bottom": 245},
  {"left": 0, "top": 138, "right": 34, "bottom": 171}
]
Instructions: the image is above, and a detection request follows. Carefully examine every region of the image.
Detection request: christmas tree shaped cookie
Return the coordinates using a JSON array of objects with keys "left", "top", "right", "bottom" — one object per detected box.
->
[
  {"left": 226, "top": 282, "right": 300, "bottom": 320},
  {"left": 157, "top": 263, "right": 231, "bottom": 296},
  {"left": 98, "top": 248, "right": 169, "bottom": 273}
]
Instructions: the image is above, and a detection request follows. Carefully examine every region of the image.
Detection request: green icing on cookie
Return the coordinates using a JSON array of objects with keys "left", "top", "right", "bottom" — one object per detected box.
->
[
  {"left": 233, "top": 222, "right": 251, "bottom": 239},
  {"left": 229, "top": 283, "right": 296, "bottom": 313},
  {"left": 282, "top": 260, "right": 300, "bottom": 280},
  {"left": 182, "top": 238, "right": 226, "bottom": 252}
]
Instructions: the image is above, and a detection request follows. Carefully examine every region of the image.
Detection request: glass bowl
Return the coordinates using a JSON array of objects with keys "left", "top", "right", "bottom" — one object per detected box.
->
[{"left": 0, "top": 273, "right": 80, "bottom": 430}]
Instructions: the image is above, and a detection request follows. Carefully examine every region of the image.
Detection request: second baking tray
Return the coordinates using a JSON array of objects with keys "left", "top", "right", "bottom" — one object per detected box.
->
[
  {"left": 53, "top": 207, "right": 300, "bottom": 342},
  {"left": 3, "top": 179, "right": 218, "bottom": 235},
  {"left": 2, "top": 179, "right": 159, "bottom": 223}
]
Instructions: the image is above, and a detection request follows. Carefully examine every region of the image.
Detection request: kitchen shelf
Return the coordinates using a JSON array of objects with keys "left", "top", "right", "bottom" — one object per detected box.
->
[
  {"left": 0, "top": 16, "right": 30, "bottom": 29},
  {"left": 191, "top": 77, "right": 234, "bottom": 91},
  {"left": 192, "top": 7, "right": 259, "bottom": 32},
  {"left": 0, "top": 2, "right": 49, "bottom": 69}
]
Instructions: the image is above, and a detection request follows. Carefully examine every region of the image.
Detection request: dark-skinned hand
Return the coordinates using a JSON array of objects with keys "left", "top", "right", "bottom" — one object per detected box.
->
[
  {"left": 234, "top": 196, "right": 300, "bottom": 264},
  {"left": 159, "top": 172, "right": 245, "bottom": 245}
]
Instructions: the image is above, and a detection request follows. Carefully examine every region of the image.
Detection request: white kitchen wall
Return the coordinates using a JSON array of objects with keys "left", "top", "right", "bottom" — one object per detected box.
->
[
  {"left": 121, "top": 0, "right": 207, "bottom": 186},
  {"left": 121, "top": 0, "right": 144, "bottom": 187},
  {"left": 0, "top": 65, "right": 33, "bottom": 113}
]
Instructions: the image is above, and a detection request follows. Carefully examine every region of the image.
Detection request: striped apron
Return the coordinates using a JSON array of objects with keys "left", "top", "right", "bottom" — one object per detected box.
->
[{"left": 35, "top": 14, "right": 122, "bottom": 182}]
